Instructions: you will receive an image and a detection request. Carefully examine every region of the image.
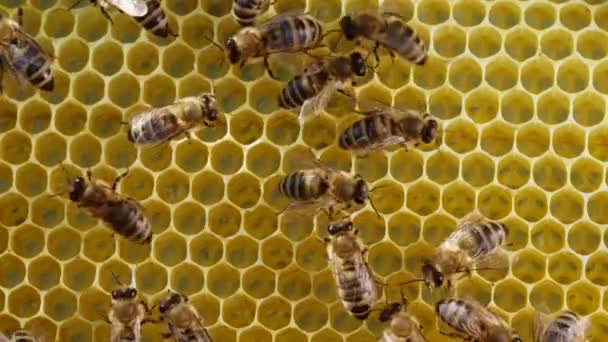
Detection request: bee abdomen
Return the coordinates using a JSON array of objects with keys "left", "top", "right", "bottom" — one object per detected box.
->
[
  {"left": 339, "top": 115, "right": 393, "bottom": 150},
  {"left": 385, "top": 20, "right": 427, "bottom": 65},
  {"left": 104, "top": 202, "right": 152, "bottom": 244},
  {"left": 134, "top": 0, "right": 172, "bottom": 37},
  {"left": 469, "top": 221, "right": 507, "bottom": 258},
  {"left": 279, "top": 171, "right": 328, "bottom": 201},
  {"left": 128, "top": 111, "right": 180, "bottom": 146},
  {"left": 12, "top": 43, "right": 53, "bottom": 91},
  {"left": 269, "top": 15, "right": 322, "bottom": 52},
  {"left": 233, "top": 0, "right": 268, "bottom": 26},
  {"left": 436, "top": 299, "right": 473, "bottom": 333},
  {"left": 278, "top": 70, "right": 328, "bottom": 109},
  {"left": 11, "top": 330, "right": 36, "bottom": 342}
]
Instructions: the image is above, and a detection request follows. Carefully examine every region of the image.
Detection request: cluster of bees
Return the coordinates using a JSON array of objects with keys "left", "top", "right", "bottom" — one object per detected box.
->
[{"left": 0, "top": 0, "right": 591, "bottom": 341}]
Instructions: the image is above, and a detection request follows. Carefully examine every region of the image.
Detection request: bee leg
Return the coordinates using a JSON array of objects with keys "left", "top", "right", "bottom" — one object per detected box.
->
[
  {"left": 100, "top": 7, "right": 114, "bottom": 24},
  {"left": 161, "top": 332, "right": 172, "bottom": 339},
  {"left": 263, "top": 56, "right": 280, "bottom": 80},
  {"left": 86, "top": 169, "right": 93, "bottom": 181},
  {"left": 111, "top": 169, "right": 129, "bottom": 191},
  {"left": 439, "top": 331, "right": 472, "bottom": 341},
  {"left": 17, "top": 7, "right": 24, "bottom": 27}
]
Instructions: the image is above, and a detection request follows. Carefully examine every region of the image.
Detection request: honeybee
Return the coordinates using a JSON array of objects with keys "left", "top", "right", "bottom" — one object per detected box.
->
[
  {"left": 9, "top": 331, "right": 37, "bottom": 342},
  {"left": 233, "top": 0, "right": 272, "bottom": 26},
  {"left": 325, "top": 221, "right": 378, "bottom": 320},
  {"left": 534, "top": 311, "right": 588, "bottom": 342},
  {"left": 0, "top": 9, "right": 54, "bottom": 92},
  {"left": 338, "top": 106, "right": 439, "bottom": 153},
  {"left": 378, "top": 296, "right": 427, "bottom": 342},
  {"left": 127, "top": 94, "right": 219, "bottom": 148},
  {"left": 278, "top": 52, "right": 366, "bottom": 120},
  {"left": 422, "top": 213, "right": 508, "bottom": 289},
  {"left": 437, "top": 298, "right": 520, "bottom": 342},
  {"left": 278, "top": 153, "right": 377, "bottom": 217},
  {"left": 340, "top": 12, "right": 427, "bottom": 66},
  {"left": 159, "top": 292, "right": 213, "bottom": 342},
  {"left": 68, "top": 169, "right": 152, "bottom": 244},
  {"left": 107, "top": 285, "right": 154, "bottom": 342},
  {"left": 224, "top": 12, "right": 323, "bottom": 78}
]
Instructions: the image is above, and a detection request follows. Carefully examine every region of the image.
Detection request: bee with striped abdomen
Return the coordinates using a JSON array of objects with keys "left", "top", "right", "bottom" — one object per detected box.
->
[
  {"left": 338, "top": 105, "right": 439, "bottom": 154},
  {"left": 437, "top": 298, "right": 520, "bottom": 342},
  {"left": 0, "top": 9, "right": 54, "bottom": 92},
  {"left": 68, "top": 169, "right": 152, "bottom": 244},
  {"left": 422, "top": 212, "right": 508, "bottom": 289},
  {"left": 127, "top": 94, "right": 218, "bottom": 148},
  {"left": 534, "top": 311, "right": 587, "bottom": 342},
  {"left": 325, "top": 221, "right": 378, "bottom": 320},
  {"left": 107, "top": 285, "right": 154, "bottom": 342},
  {"left": 340, "top": 11, "right": 427, "bottom": 66},
  {"left": 9, "top": 331, "right": 37, "bottom": 342},
  {"left": 378, "top": 295, "right": 427, "bottom": 342},
  {"left": 278, "top": 52, "right": 366, "bottom": 120},
  {"left": 159, "top": 292, "right": 213, "bottom": 342},
  {"left": 233, "top": 0, "right": 272, "bottom": 26},
  {"left": 224, "top": 12, "right": 323, "bottom": 78}
]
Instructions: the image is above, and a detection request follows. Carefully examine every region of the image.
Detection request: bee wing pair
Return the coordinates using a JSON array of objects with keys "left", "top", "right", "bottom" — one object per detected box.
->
[{"left": 106, "top": 0, "right": 148, "bottom": 16}]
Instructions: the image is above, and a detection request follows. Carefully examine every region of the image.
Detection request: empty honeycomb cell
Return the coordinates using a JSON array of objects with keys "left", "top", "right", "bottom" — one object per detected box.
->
[
  {"left": 489, "top": 0, "right": 520, "bottom": 29},
  {"left": 144, "top": 199, "right": 171, "bottom": 235},
  {"left": 243, "top": 205, "right": 277, "bottom": 241},
  {"left": 26, "top": 317, "right": 57, "bottom": 342},
  {"left": 568, "top": 222, "right": 600, "bottom": 255},
  {"left": 215, "top": 77, "right": 247, "bottom": 113},
  {"left": 501, "top": 89, "right": 533, "bottom": 124},
  {"left": 58, "top": 38, "right": 89, "bottom": 73},
  {"left": 162, "top": 43, "right": 194, "bottom": 78},
  {"left": 83, "top": 228, "right": 115, "bottom": 262},
  {"left": 578, "top": 30, "right": 608, "bottom": 60},
  {"left": 417, "top": 0, "right": 449, "bottom": 24},
  {"left": 65, "top": 204, "right": 97, "bottom": 232},
  {"left": 190, "top": 233, "right": 223, "bottom": 267},
  {"left": 393, "top": 86, "right": 427, "bottom": 113},
  {"left": 226, "top": 235, "right": 258, "bottom": 268},
  {"left": 405, "top": 181, "right": 440, "bottom": 216},
  {"left": 367, "top": 241, "right": 401, "bottom": 277},
  {"left": 505, "top": 28, "right": 538, "bottom": 62},
  {"left": 192, "top": 171, "right": 224, "bottom": 205},
  {"left": 548, "top": 251, "right": 582, "bottom": 285},
  {"left": 589, "top": 125, "right": 608, "bottom": 161},
  {"left": 156, "top": 169, "right": 189, "bottom": 204},
  {"left": 15, "top": 163, "right": 47, "bottom": 197},
  {"left": 312, "top": 269, "right": 337, "bottom": 303},
  {"left": 512, "top": 250, "right": 546, "bottom": 284},
  {"left": 280, "top": 212, "right": 314, "bottom": 242},
  {"left": 262, "top": 236, "right": 293, "bottom": 270},
  {"left": 63, "top": 258, "right": 96, "bottom": 291},
  {"left": 43, "top": 9, "right": 73, "bottom": 37},
  {"left": 516, "top": 123, "right": 550, "bottom": 158},
  {"left": 530, "top": 220, "right": 563, "bottom": 256},
  {"left": 557, "top": 59, "right": 589, "bottom": 93},
  {"left": 0, "top": 254, "right": 25, "bottom": 288},
  {"left": 529, "top": 280, "right": 564, "bottom": 313},
  {"left": 104, "top": 136, "right": 137, "bottom": 169},
  {"left": 54, "top": 101, "right": 86, "bottom": 137},
  {"left": 302, "top": 115, "right": 336, "bottom": 150},
  {"left": 462, "top": 152, "right": 495, "bottom": 187},
  {"left": 0, "top": 163, "right": 11, "bottom": 193},
  {"left": 556, "top": 125, "right": 586, "bottom": 159},
  {"left": 428, "top": 86, "right": 462, "bottom": 120},
  {"left": 208, "top": 326, "right": 236, "bottom": 342},
  {"left": 319, "top": 147, "right": 352, "bottom": 172},
  {"left": 69, "top": 134, "right": 102, "bottom": 167},
  {"left": 376, "top": 56, "right": 411, "bottom": 90},
  {"left": 11, "top": 224, "right": 44, "bottom": 258},
  {"left": 422, "top": 214, "right": 457, "bottom": 246},
  {"left": 449, "top": 57, "right": 482, "bottom": 93},
  {"left": 8, "top": 285, "right": 40, "bottom": 318},
  {"left": 589, "top": 192, "right": 608, "bottom": 224},
  {"left": 586, "top": 252, "right": 608, "bottom": 286},
  {"left": 134, "top": 261, "right": 168, "bottom": 295},
  {"left": 170, "top": 263, "right": 205, "bottom": 295},
  {"left": 413, "top": 58, "right": 447, "bottom": 89},
  {"left": 294, "top": 297, "right": 328, "bottom": 332},
  {"left": 173, "top": 201, "right": 205, "bottom": 235},
  {"left": 532, "top": 156, "right": 567, "bottom": 192},
  {"left": 72, "top": 71, "right": 105, "bottom": 105},
  {"left": 389, "top": 150, "right": 423, "bottom": 183},
  {"left": 266, "top": 111, "right": 299, "bottom": 146},
  {"left": 0, "top": 193, "right": 28, "bottom": 226},
  {"left": 329, "top": 302, "right": 363, "bottom": 334},
  {"left": 75, "top": 7, "right": 108, "bottom": 41},
  {"left": 125, "top": 41, "right": 159, "bottom": 75},
  {"left": 477, "top": 185, "right": 512, "bottom": 220},
  {"left": 480, "top": 121, "right": 514, "bottom": 157},
  {"left": 485, "top": 57, "right": 518, "bottom": 91},
  {"left": 295, "top": 237, "right": 326, "bottom": 271},
  {"left": 44, "top": 288, "right": 77, "bottom": 322},
  {"left": 230, "top": 110, "right": 264, "bottom": 145},
  {"left": 452, "top": 0, "right": 485, "bottom": 26},
  {"left": 442, "top": 119, "right": 478, "bottom": 155},
  {"left": 354, "top": 152, "right": 388, "bottom": 183},
  {"left": 19, "top": 100, "right": 51, "bottom": 134},
  {"left": 537, "top": 92, "right": 570, "bottom": 126},
  {"left": 594, "top": 61, "right": 608, "bottom": 94},
  {"left": 181, "top": 14, "right": 214, "bottom": 49},
  {"left": 560, "top": 3, "right": 591, "bottom": 30},
  {"left": 550, "top": 189, "right": 584, "bottom": 224},
  {"left": 98, "top": 259, "right": 131, "bottom": 291},
  {"left": 566, "top": 281, "right": 600, "bottom": 315},
  {"left": 426, "top": 151, "right": 459, "bottom": 185},
  {"left": 116, "top": 167, "right": 153, "bottom": 201},
  {"left": 142, "top": 74, "right": 175, "bottom": 107},
  {"left": 573, "top": 91, "right": 604, "bottom": 127},
  {"left": 353, "top": 211, "right": 385, "bottom": 245},
  {"left": 211, "top": 140, "right": 244, "bottom": 175},
  {"left": 27, "top": 256, "right": 60, "bottom": 291},
  {"left": 251, "top": 80, "right": 285, "bottom": 114},
  {"left": 455, "top": 276, "right": 492, "bottom": 306},
  {"left": 366, "top": 180, "right": 403, "bottom": 215},
  {"left": 433, "top": 25, "right": 466, "bottom": 59},
  {"left": 223, "top": 293, "right": 256, "bottom": 328},
  {"left": 117, "top": 239, "right": 150, "bottom": 266},
  {"left": 108, "top": 73, "right": 141, "bottom": 108},
  {"left": 178, "top": 75, "right": 212, "bottom": 100},
  {"left": 442, "top": 182, "right": 476, "bottom": 218},
  {"left": 90, "top": 43, "right": 123, "bottom": 77},
  {"left": 78, "top": 287, "right": 109, "bottom": 322},
  {"left": 208, "top": 203, "right": 241, "bottom": 237},
  {"left": 263, "top": 176, "right": 289, "bottom": 212},
  {"left": 208, "top": 263, "right": 240, "bottom": 298},
  {"left": 86, "top": 104, "right": 120, "bottom": 138},
  {"left": 240, "top": 326, "right": 272, "bottom": 342},
  {"left": 524, "top": 2, "right": 555, "bottom": 30},
  {"left": 0, "top": 98, "right": 17, "bottom": 133},
  {"left": 308, "top": 0, "right": 341, "bottom": 22},
  {"left": 153, "top": 232, "right": 187, "bottom": 266},
  {"left": 59, "top": 318, "right": 92, "bottom": 342},
  {"left": 242, "top": 265, "right": 275, "bottom": 299},
  {"left": 1, "top": 131, "right": 31, "bottom": 165},
  {"left": 246, "top": 143, "right": 280, "bottom": 178},
  {"left": 520, "top": 57, "right": 554, "bottom": 94},
  {"left": 278, "top": 268, "right": 311, "bottom": 301},
  {"left": 140, "top": 145, "right": 172, "bottom": 171},
  {"left": 165, "top": 0, "right": 197, "bottom": 15},
  {"left": 197, "top": 45, "right": 230, "bottom": 79},
  {"left": 541, "top": 29, "right": 573, "bottom": 60}
]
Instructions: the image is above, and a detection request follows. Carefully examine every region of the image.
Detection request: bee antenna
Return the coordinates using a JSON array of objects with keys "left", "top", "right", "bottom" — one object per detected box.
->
[
  {"left": 110, "top": 271, "right": 123, "bottom": 286},
  {"left": 66, "top": 0, "right": 86, "bottom": 11},
  {"left": 320, "top": 29, "right": 342, "bottom": 40},
  {"left": 202, "top": 35, "right": 225, "bottom": 53},
  {"left": 370, "top": 184, "right": 391, "bottom": 193},
  {"left": 398, "top": 278, "right": 425, "bottom": 286},
  {"left": 368, "top": 195, "right": 381, "bottom": 218}
]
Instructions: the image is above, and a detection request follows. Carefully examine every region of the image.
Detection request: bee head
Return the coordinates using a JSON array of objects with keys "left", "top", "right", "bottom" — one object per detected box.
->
[
  {"left": 350, "top": 52, "right": 366, "bottom": 76},
  {"left": 421, "top": 118, "right": 439, "bottom": 144},
  {"left": 379, "top": 303, "right": 402, "bottom": 322},
  {"left": 69, "top": 176, "right": 86, "bottom": 202},
  {"left": 353, "top": 178, "right": 369, "bottom": 205},
  {"left": 511, "top": 335, "right": 523, "bottom": 342},
  {"left": 327, "top": 221, "right": 353, "bottom": 235},
  {"left": 224, "top": 38, "right": 241, "bottom": 64},
  {"left": 422, "top": 262, "right": 443, "bottom": 288},
  {"left": 200, "top": 94, "right": 218, "bottom": 122},
  {"left": 340, "top": 16, "right": 356, "bottom": 40},
  {"left": 111, "top": 287, "right": 137, "bottom": 300},
  {"left": 159, "top": 292, "right": 185, "bottom": 314}
]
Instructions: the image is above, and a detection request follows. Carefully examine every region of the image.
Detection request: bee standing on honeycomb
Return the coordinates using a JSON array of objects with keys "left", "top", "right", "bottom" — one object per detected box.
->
[
  {"left": 127, "top": 93, "right": 219, "bottom": 148},
  {"left": 278, "top": 52, "right": 367, "bottom": 120},
  {"left": 224, "top": 12, "right": 324, "bottom": 79},
  {"left": 378, "top": 290, "right": 428, "bottom": 342},
  {"left": 64, "top": 168, "right": 153, "bottom": 244},
  {"left": 339, "top": 11, "right": 427, "bottom": 66},
  {"left": 325, "top": 220, "right": 379, "bottom": 320},
  {"left": 69, "top": 0, "right": 177, "bottom": 38},
  {"left": 8, "top": 330, "right": 37, "bottom": 342},
  {"left": 106, "top": 275, "right": 156, "bottom": 342},
  {"left": 159, "top": 292, "right": 213, "bottom": 342},
  {"left": 0, "top": 8, "right": 54, "bottom": 92},
  {"left": 534, "top": 310, "right": 588, "bottom": 342},
  {"left": 232, "top": 0, "right": 273, "bottom": 26}
]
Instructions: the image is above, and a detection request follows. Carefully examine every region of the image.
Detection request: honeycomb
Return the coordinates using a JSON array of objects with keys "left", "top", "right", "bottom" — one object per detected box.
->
[{"left": 0, "top": 0, "right": 607, "bottom": 340}]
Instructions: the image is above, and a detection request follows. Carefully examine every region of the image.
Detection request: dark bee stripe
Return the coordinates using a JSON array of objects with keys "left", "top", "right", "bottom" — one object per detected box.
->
[
  {"left": 351, "top": 305, "right": 371, "bottom": 319},
  {"left": 233, "top": 0, "right": 265, "bottom": 25},
  {"left": 12, "top": 42, "right": 53, "bottom": 91},
  {"left": 280, "top": 19, "right": 294, "bottom": 49},
  {"left": 105, "top": 202, "right": 151, "bottom": 244},
  {"left": 279, "top": 171, "right": 327, "bottom": 201},
  {"left": 134, "top": 0, "right": 171, "bottom": 37},
  {"left": 279, "top": 69, "right": 328, "bottom": 109},
  {"left": 339, "top": 115, "right": 393, "bottom": 150}
]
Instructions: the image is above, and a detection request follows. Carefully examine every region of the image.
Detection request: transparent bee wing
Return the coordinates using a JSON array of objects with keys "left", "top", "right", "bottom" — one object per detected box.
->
[
  {"left": 260, "top": 8, "right": 307, "bottom": 27},
  {"left": 534, "top": 311, "right": 545, "bottom": 342},
  {"left": 107, "top": 0, "right": 148, "bottom": 16},
  {"left": 0, "top": 333, "right": 7, "bottom": 342},
  {"left": 299, "top": 80, "right": 338, "bottom": 122}
]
